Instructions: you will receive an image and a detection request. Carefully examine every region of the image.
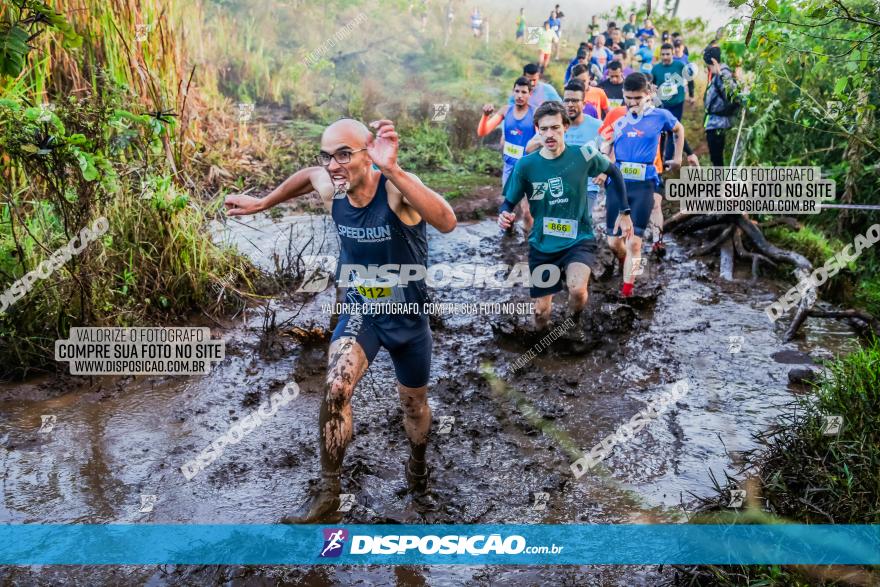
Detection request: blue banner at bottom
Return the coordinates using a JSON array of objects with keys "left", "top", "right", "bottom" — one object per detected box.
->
[{"left": 1, "top": 524, "right": 878, "bottom": 565}]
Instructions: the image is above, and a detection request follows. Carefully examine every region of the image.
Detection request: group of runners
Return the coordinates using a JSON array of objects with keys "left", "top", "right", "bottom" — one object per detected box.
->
[{"left": 220, "top": 13, "right": 739, "bottom": 523}]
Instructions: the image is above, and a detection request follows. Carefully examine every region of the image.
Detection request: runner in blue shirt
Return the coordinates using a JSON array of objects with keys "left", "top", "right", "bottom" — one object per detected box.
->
[
  {"left": 482, "top": 77, "right": 537, "bottom": 234},
  {"left": 636, "top": 18, "right": 656, "bottom": 39},
  {"left": 508, "top": 63, "right": 562, "bottom": 109},
  {"left": 635, "top": 35, "right": 654, "bottom": 74},
  {"left": 564, "top": 46, "right": 589, "bottom": 84},
  {"left": 605, "top": 73, "right": 684, "bottom": 297},
  {"left": 479, "top": 77, "right": 536, "bottom": 188},
  {"left": 673, "top": 39, "right": 696, "bottom": 104}
]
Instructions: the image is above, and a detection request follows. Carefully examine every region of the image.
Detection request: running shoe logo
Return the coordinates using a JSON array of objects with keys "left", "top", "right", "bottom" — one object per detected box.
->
[{"left": 319, "top": 528, "right": 348, "bottom": 558}]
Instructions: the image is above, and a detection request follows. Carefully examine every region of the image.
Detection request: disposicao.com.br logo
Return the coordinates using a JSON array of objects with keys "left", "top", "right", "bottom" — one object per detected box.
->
[
  {"left": 320, "top": 528, "right": 348, "bottom": 558},
  {"left": 318, "top": 529, "right": 563, "bottom": 557}
]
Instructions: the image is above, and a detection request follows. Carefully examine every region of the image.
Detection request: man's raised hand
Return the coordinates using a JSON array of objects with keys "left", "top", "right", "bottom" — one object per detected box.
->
[{"left": 367, "top": 119, "right": 399, "bottom": 172}]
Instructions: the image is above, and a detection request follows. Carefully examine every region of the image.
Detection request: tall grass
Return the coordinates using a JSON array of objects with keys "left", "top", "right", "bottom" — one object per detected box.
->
[
  {"left": 0, "top": 1, "right": 256, "bottom": 380},
  {"left": 681, "top": 340, "right": 880, "bottom": 585}
]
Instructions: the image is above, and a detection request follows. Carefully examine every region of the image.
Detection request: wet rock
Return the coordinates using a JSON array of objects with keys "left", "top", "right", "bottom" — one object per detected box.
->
[
  {"left": 772, "top": 349, "right": 814, "bottom": 365},
  {"left": 788, "top": 365, "right": 824, "bottom": 385},
  {"left": 585, "top": 303, "right": 637, "bottom": 334},
  {"left": 241, "top": 390, "right": 262, "bottom": 408}
]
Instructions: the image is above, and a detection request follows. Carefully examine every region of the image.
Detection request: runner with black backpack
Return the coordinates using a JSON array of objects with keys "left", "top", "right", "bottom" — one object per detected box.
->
[{"left": 703, "top": 41, "right": 741, "bottom": 166}]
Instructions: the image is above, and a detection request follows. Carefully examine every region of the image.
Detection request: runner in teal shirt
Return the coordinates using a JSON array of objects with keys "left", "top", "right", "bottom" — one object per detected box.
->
[
  {"left": 651, "top": 49, "right": 686, "bottom": 108},
  {"left": 498, "top": 101, "right": 631, "bottom": 334}
]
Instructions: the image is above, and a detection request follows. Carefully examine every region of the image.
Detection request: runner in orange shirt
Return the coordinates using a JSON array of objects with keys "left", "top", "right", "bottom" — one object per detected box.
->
[{"left": 570, "top": 63, "right": 609, "bottom": 119}]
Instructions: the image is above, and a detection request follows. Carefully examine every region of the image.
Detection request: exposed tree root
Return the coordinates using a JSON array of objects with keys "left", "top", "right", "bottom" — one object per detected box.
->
[
  {"left": 674, "top": 213, "right": 819, "bottom": 341},
  {"left": 733, "top": 227, "right": 777, "bottom": 282},
  {"left": 665, "top": 212, "right": 725, "bottom": 235},
  {"left": 691, "top": 224, "right": 735, "bottom": 256},
  {"left": 735, "top": 216, "right": 816, "bottom": 341}
]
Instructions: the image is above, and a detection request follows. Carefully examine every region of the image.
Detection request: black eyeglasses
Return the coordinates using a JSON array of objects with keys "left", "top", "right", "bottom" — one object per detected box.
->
[{"left": 316, "top": 148, "right": 367, "bottom": 166}]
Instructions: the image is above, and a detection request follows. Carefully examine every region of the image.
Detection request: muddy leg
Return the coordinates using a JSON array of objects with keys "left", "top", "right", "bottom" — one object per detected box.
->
[
  {"left": 607, "top": 235, "right": 626, "bottom": 262},
  {"left": 565, "top": 262, "right": 591, "bottom": 320},
  {"left": 624, "top": 235, "right": 643, "bottom": 285},
  {"left": 280, "top": 336, "right": 368, "bottom": 524},
  {"left": 650, "top": 193, "right": 664, "bottom": 237},
  {"left": 398, "top": 384, "right": 431, "bottom": 479},
  {"left": 320, "top": 336, "right": 369, "bottom": 478},
  {"left": 608, "top": 235, "right": 634, "bottom": 284},
  {"left": 534, "top": 294, "right": 553, "bottom": 330}
]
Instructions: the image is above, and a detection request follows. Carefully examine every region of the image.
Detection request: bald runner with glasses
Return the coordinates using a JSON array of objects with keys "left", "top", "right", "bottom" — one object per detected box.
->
[{"left": 225, "top": 118, "right": 456, "bottom": 523}]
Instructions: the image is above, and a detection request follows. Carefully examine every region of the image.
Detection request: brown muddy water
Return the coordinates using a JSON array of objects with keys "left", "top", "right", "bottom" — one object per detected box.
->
[{"left": 0, "top": 201, "right": 860, "bottom": 586}]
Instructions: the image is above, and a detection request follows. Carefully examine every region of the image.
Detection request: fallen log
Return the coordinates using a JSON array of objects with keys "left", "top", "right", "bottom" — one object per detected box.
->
[
  {"left": 736, "top": 215, "right": 816, "bottom": 341},
  {"left": 807, "top": 309, "right": 880, "bottom": 341},
  {"left": 759, "top": 217, "right": 802, "bottom": 231},
  {"left": 692, "top": 224, "right": 735, "bottom": 257},
  {"left": 666, "top": 213, "right": 727, "bottom": 235}
]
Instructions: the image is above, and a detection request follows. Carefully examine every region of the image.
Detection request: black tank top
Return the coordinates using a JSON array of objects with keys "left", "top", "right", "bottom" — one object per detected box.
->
[{"left": 331, "top": 174, "right": 429, "bottom": 326}]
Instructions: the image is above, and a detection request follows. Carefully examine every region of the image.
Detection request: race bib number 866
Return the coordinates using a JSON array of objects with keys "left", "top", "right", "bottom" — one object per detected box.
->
[{"left": 543, "top": 217, "right": 577, "bottom": 239}]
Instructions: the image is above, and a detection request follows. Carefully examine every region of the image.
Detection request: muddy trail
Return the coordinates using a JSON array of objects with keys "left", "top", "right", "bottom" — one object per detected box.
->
[{"left": 0, "top": 190, "right": 860, "bottom": 585}]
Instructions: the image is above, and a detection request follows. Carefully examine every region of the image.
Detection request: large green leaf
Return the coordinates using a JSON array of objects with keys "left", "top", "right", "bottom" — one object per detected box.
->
[
  {"left": 0, "top": 25, "right": 31, "bottom": 77},
  {"left": 25, "top": 1, "right": 83, "bottom": 48}
]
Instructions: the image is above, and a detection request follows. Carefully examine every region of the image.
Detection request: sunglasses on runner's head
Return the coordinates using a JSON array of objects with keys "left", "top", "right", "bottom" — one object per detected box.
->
[{"left": 316, "top": 148, "right": 367, "bottom": 166}]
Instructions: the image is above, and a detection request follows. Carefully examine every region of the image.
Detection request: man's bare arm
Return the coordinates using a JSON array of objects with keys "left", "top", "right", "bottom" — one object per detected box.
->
[
  {"left": 225, "top": 166, "right": 332, "bottom": 216},
  {"left": 387, "top": 167, "right": 457, "bottom": 233}
]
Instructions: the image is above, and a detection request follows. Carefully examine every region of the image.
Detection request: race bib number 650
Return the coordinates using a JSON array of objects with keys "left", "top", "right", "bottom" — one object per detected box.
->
[{"left": 620, "top": 162, "right": 647, "bottom": 181}]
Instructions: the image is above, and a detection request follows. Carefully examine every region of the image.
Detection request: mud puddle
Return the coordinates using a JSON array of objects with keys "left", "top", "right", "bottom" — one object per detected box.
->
[{"left": 0, "top": 200, "right": 860, "bottom": 586}]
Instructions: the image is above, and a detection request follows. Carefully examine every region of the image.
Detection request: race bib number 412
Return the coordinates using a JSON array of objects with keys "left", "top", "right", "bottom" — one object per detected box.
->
[{"left": 543, "top": 217, "right": 577, "bottom": 239}]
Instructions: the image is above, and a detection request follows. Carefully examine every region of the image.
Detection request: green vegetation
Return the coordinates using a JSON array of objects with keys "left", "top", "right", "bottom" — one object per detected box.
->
[
  {"left": 685, "top": 339, "right": 880, "bottom": 585},
  {"left": 764, "top": 225, "right": 845, "bottom": 267},
  {"left": 761, "top": 340, "right": 880, "bottom": 524},
  {"left": 0, "top": 0, "right": 252, "bottom": 379},
  {"left": 398, "top": 122, "right": 498, "bottom": 200},
  {"left": 733, "top": 0, "right": 880, "bottom": 315},
  {"left": 3, "top": 0, "right": 877, "bottom": 380}
]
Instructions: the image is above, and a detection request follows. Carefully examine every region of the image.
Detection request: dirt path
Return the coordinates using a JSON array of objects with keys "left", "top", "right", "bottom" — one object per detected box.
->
[{"left": 0, "top": 186, "right": 860, "bottom": 586}]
